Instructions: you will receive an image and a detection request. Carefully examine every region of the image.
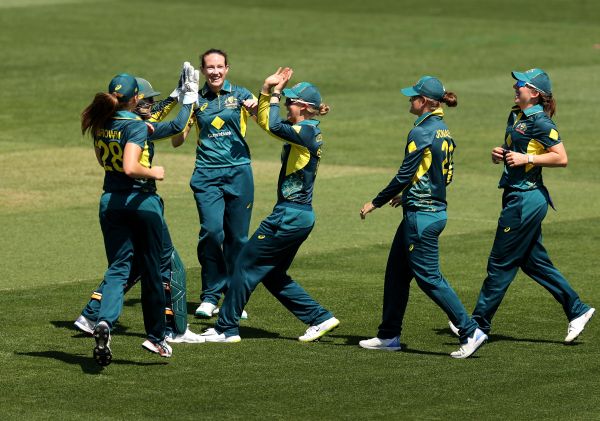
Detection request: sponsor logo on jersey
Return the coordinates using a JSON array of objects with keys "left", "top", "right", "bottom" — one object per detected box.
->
[
  {"left": 504, "top": 227, "right": 511, "bottom": 232},
  {"left": 200, "top": 102, "right": 208, "bottom": 112},
  {"left": 258, "top": 234, "right": 266, "bottom": 240}
]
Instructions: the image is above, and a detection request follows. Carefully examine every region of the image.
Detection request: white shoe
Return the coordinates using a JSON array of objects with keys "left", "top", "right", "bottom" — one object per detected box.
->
[
  {"left": 450, "top": 328, "right": 488, "bottom": 359},
  {"left": 448, "top": 321, "right": 460, "bottom": 337},
  {"left": 212, "top": 307, "right": 248, "bottom": 320},
  {"left": 142, "top": 339, "right": 173, "bottom": 357},
  {"left": 565, "top": 308, "right": 595, "bottom": 343},
  {"left": 359, "top": 336, "right": 401, "bottom": 351},
  {"left": 200, "top": 327, "right": 241, "bottom": 343},
  {"left": 298, "top": 317, "right": 340, "bottom": 342},
  {"left": 195, "top": 302, "right": 217, "bottom": 319},
  {"left": 74, "top": 315, "right": 95, "bottom": 335},
  {"left": 166, "top": 326, "right": 205, "bottom": 343}
]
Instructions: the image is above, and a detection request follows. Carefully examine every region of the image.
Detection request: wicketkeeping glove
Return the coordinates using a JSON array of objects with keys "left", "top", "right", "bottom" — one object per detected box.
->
[
  {"left": 181, "top": 62, "right": 199, "bottom": 105},
  {"left": 169, "top": 62, "right": 188, "bottom": 99}
]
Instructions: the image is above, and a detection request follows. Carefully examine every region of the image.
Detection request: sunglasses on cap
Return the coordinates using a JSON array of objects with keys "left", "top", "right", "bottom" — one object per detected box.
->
[
  {"left": 285, "top": 97, "right": 315, "bottom": 107},
  {"left": 515, "top": 80, "right": 545, "bottom": 94}
]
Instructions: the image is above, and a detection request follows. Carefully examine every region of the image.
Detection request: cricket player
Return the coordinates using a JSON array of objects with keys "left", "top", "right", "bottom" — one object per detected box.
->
[
  {"left": 201, "top": 67, "right": 340, "bottom": 343},
  {"left": 459, "top": 69, "right": 594, "bottom": 342},
  {"left": 176, "top": 49, "right": 257, "bottom": 319},
  {"left": 359, "top": 76, "right": 487, "bottom": 359},
  {"left": 75, "top": 71, "right": 203, "bottom": 345}
]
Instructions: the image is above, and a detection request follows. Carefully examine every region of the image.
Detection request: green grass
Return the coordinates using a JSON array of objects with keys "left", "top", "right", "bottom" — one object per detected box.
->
[{"left": 1, "top": 0, "right": 600, "bottom": 419}]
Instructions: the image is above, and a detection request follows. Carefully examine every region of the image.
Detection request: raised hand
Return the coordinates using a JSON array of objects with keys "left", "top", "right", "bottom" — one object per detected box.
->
[
  {"left": 170, "top": 62, "right": 188, "bottom": 99},
  {"left": 181, "top": 62, "right": 199, "bottom": 105}
]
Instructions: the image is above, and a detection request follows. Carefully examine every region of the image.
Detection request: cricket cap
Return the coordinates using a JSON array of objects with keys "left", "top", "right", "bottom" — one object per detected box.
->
[
  {"left": 401, "top": 76, "right": 446, "bottom": 101},
  {"left": 511, "top": 68, "right": 552, "bottom": 95},
  {"left": 108, "top": 73, "right": 139, "bottom": 102},
  {"left": 135, "top": 77, "right": 160, "bottom": 99},
  {"left": 283, "top": 82, "right": 322, "bottom": 107}
]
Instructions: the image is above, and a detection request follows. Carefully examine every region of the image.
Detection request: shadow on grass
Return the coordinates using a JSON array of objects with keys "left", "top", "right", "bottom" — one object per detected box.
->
[
  {"left": 432, "top": 327, "right": 571, "bottom": 346},
  {"left": 50, "top": 320, "right": 146, "bottom": 339},
  {"left": 433, "top": 326, "right": 575, "bottom": 348},
  {"left": 16, "top": 351, "right": 168, "bottom": 374}
]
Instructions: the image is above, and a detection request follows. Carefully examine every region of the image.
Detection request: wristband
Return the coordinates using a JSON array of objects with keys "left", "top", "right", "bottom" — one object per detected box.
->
[
  {"left": 271, "top": 92, "right": 281, "bottom": 100},
  {"left": 528, "top": 154, "right": 534, "bottom": 164}
]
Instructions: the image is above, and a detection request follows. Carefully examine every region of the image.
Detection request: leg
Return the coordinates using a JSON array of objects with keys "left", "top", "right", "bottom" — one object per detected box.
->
[
  {"left": 522, "top": 232, "right": 590, "bottom": 321},
  {"left": 377, "top": 219, "right": 413, "bottom": 339},
  {"left": 407, "top": 211, "right": 478, "bottom": 343},
  {"left": 132, "top": 194, "right": 167, "bottom": 343},
  {"left": 191, "top": 168, "right": 227, "bottom": 305},
  {"left": 222, "top": 164, "right": 254, "bottom": 282},
  {"left": 472, "top": 191, "right": 539, "bottom": 333},
  {"left": 96, "top": 194, "right": 135, "bottom": 329}
]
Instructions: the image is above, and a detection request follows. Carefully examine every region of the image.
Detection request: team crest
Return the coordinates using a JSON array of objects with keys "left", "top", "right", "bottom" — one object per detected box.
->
[
  {"left": 515, "top": 122, "right": 527, "bottom": 134},
  {"left": 224, "top": 96, "right": 239, "bottom": 109}
]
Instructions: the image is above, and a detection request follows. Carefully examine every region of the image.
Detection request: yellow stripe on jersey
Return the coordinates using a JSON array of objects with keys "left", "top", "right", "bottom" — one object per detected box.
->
[
  {"left": 150, "top": 100, "right": 177, "bottom": 123},
  {"left": 239, "top": 94, "right": 257, "bottom": 138},
  {"left": 286, "top": 144, "right": 311, "bottom": 176},
  {"left": 549, "top": 128, "right": 559, "bottom": 140},
  {"left": 139, "top": 144, "right": 151, "bottom": 168},
  {"left": 525, "top": 139, "right": 546, "bottom": 172},
  {"left": 407, "top": 141, "right": 417, "bottom": 153},
  {"left": 411, "top": 147, "right": 432, "bottom": 184}
]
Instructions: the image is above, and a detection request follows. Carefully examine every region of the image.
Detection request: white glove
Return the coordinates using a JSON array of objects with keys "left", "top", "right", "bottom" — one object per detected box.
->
[
  {"left": 181, "top": 64, "right": 199, "bottom": 105},
  {"left": 169, "top": 61, "right": 190, "bottom": 99}
]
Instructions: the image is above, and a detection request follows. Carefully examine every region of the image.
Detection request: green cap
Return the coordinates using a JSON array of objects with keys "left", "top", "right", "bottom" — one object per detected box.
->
[
  {"left": 511, "top": 68, "right": 552, "bottom": 95},
  {"left": 135, "top": 77, "right": 160, "bottom": 99},
  {"left": 108, "top": 73, "right": 139, "bottom": 102},
  {"left": 283, "top": 82, "right": 322, "bottom": 107},
  {"left": 400, "top": 76, "right": 445, "bottom": 101}
]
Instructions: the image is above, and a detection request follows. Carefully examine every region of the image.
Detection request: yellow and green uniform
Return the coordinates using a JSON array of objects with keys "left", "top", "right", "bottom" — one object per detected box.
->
[
  {"left": 373, "top": 109, "right": 477, "bottom": 343},
  {"left": 95, "top": 110, "right": 166, "bottom": 344},
  {"left": 189, "top": 80, "right": 257, "bottom": 305},
  {"left": 472, "top": 105, "right": 591, "bottom": 333},
  {"left": 213, "top": 93, "right": 334, "bottom": 337},
  {"left": 81, "top": 100, "right": 193, "bottom": 336}
]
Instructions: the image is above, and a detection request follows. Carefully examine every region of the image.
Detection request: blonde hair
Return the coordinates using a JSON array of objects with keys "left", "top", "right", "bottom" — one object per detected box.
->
[{"left": 307, "top": 103, "right": 330, "bottom": 117}]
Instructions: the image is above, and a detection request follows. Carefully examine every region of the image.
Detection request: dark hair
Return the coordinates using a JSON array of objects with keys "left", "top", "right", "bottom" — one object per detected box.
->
[
  {"left": 200, "top": 48, "right": 228, "bottom": 68},
  {"left": 424, "top": 91, "right": 458, "bottom": 109},
  {"left": 538, "top": 92, "right": 556, "bottom": 117},
  {"left": 81, "top": 93, "right": 121, "bottom": 137}
]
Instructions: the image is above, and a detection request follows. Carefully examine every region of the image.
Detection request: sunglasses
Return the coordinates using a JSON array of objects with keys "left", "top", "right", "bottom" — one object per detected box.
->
[{"left": 285, "top": 98, "right": 315, "bottom": 106}]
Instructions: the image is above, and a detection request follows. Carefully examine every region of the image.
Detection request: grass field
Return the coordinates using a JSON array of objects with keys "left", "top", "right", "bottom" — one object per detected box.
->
[{"left": 1, "top": 0, "right": 600, "bottom": 419}]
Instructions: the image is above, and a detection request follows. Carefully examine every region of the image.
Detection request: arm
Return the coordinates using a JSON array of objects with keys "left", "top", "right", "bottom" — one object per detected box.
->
[
  {"left": 123, "top": 143, "right": 164, "bottom": 180},
  {"left": 504, "top": 143, "right": 567, "bottom": 168},
  {"left": 147, "top": 103, "right": 194, "bottom": 141},
  {"left": 150, "top": 97, "right": 178, "bottom": 122},
  {"left": 171, "top": 115, "right": 195, "bottom": 148}
]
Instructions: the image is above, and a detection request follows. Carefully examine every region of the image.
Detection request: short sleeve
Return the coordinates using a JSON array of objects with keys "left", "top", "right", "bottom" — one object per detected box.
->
[
  {"left": 126, "top": 120, "right": 148, "bottom": 148},
  {"left": 532, "top": 117, "right": 561, "bottom": 148}
]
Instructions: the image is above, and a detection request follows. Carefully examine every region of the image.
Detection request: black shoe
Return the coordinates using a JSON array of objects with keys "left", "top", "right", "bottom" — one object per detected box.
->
[{"left": 93, "top": 321, "right": 112, "bottom": 366}]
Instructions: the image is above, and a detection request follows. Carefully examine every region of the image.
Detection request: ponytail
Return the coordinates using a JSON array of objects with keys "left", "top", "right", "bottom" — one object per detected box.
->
[
  {"left": 441, "top": 91, "right": 457, "bottom": 107},
  {"left": 81, "top": 93, "right": 120, "bottom": 137},
  {"left": 307, "top": 102, "right": 330, "bottom": 117},
  {"left": 538, "top": 93, "right": 556, "bottom": 117},
  {"left": 423, "top": 91, "right": 457, "bottom": 110}
]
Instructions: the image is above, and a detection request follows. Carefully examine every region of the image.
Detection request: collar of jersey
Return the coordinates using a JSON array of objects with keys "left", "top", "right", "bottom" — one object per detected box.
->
[
  {"left": 296, "top": 118, "right": 320, "bottom": 127},
  {"left": 113, "top": 110, "right": 142, "bottom": 120},
  {"left": 522, "top": 104, "right": 543, "bottom": 117},
  {"left": 201, "top": 80, "right": 232, "bottom": 96},
  {"left": 414, "top": 107, "right": 444, "bottom": 127}
]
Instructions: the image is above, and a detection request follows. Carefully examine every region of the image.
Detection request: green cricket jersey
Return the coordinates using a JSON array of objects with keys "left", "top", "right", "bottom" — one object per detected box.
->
[
  {"left": 257, "top": 94, "right": 322, "bottom": 207},
  {"left": 193, "top": 80, "right": 257, "bottom": 168},
  {"left": 372, "top": 108, "right": 455, "bottom": 212},
  {"left": 500, "top": 104, "right": 561, "bottom": 190},
  {"left": 95, "top": 110, "right": 156, "bottom": 193}
]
